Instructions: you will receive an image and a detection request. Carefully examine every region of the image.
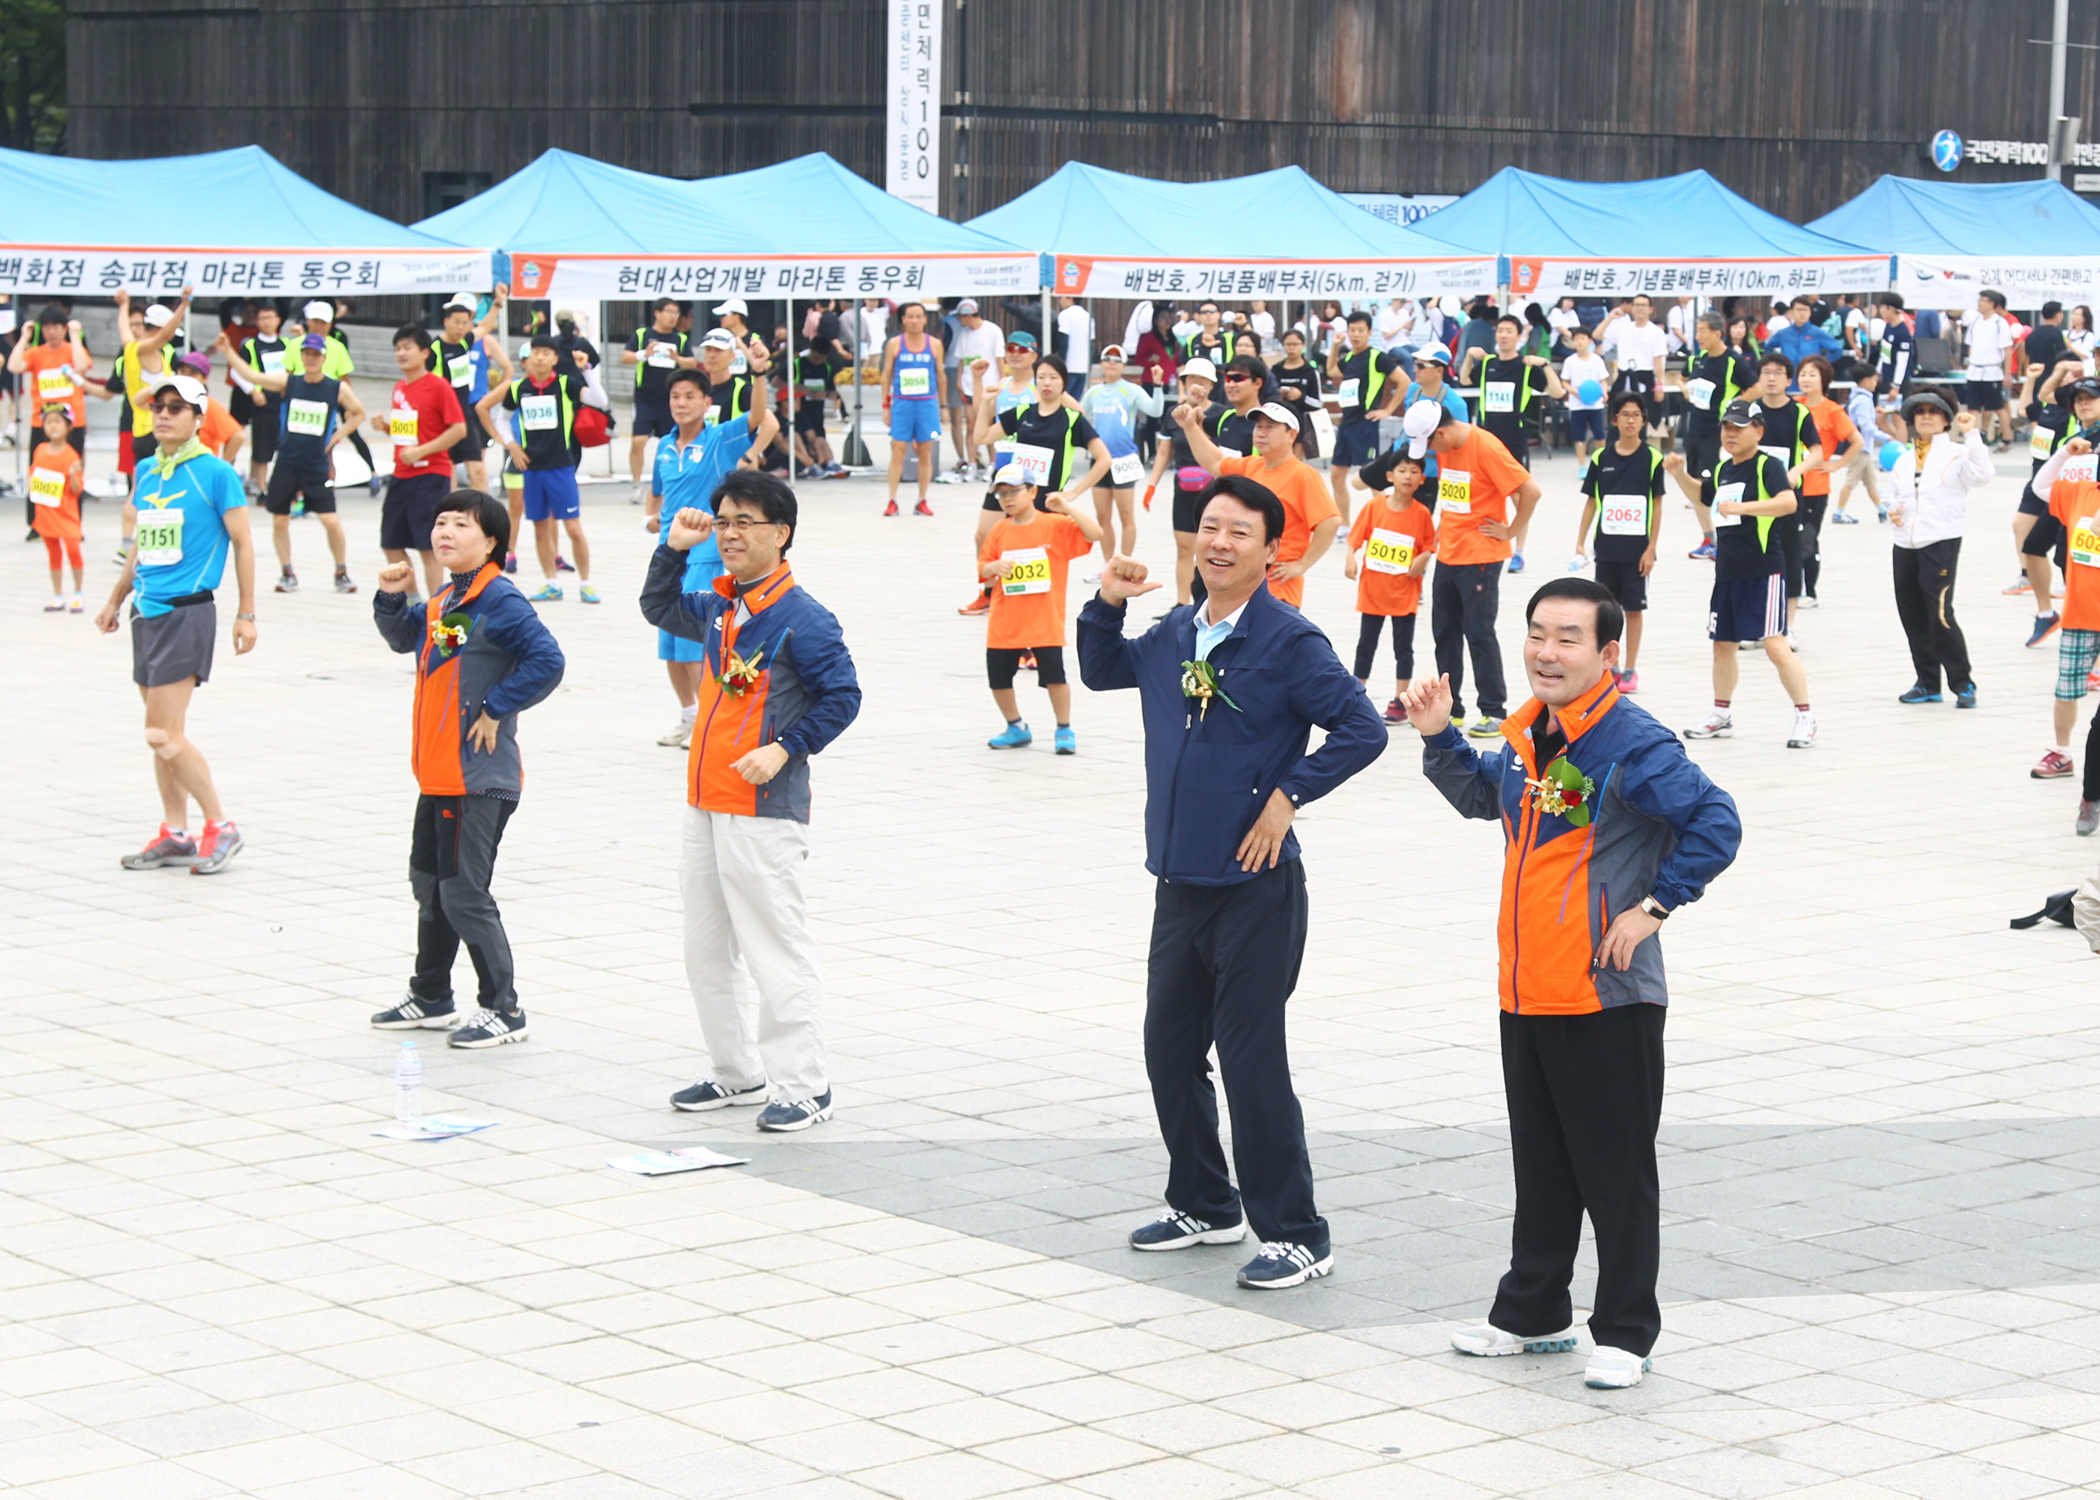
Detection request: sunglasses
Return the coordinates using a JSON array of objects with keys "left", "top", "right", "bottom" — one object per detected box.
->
[
  {"left": 149, "top": 399, "right": 196, "bottom": 415},
  {"left": 1221, "top": 373, "right": 1255, "bottom": 384},
  {"left": 1004, "top": 344, "right": 1032, "bottom": 354}
]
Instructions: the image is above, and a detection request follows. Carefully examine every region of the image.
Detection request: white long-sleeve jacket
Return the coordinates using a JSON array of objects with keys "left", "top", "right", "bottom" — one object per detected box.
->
[{"left": 1888, "top": 430, "right": 1994, "bottom": 549}]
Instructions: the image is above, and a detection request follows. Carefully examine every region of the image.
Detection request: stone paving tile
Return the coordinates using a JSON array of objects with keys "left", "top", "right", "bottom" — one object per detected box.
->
[{"left": 4, "top": 427, "right": 2099, "bottom": 1497}]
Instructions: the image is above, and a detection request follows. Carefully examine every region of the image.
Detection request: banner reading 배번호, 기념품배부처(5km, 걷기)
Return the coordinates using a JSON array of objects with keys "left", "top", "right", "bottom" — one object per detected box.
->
[
  {"left": 1045, "top": 254, "right": 1497, "bottom": 301},
  {"left": 1507, "top": 256, "right": 1891, "bottom": 300},
  {"left": 0, "top": 247, "right": 491, "bottom": 297},
  {"left": 507, "top": 252, "right": 1039, "bottom": 302}
]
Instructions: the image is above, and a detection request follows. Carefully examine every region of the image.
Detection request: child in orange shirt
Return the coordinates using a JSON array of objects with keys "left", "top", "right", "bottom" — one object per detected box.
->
[
  {"left": 29, "top": 405, "right": 86, "bottom": 612},
  {"left": 1346, "top": 449, "right": 1438, "bottom": 723},
  {"left": 980, "top": 461, "right": 1102, "bottom": 753}
]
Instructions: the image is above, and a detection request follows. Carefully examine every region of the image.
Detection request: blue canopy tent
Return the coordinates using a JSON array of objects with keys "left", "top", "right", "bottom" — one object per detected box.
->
[
  {"left": 963, "top": 160, "right": 1497, "bottom": 305},
  {"left": 1411, "top": 166, "right": 1887, "bottom": 300},
  {"left": 1808, "top": 175, "right": 2100, "bottom": 306},
  {"left": 0, "top": 144, "right": 490, "bottom": 298},
  {"left": 414, "top": 149, "right": 1038, "bottom": 301}
]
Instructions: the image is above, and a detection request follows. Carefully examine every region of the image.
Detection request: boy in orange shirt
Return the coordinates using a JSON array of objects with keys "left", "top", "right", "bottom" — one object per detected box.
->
[
  {"left": 981, "top": 460, "right": 1102, "bottom": 753},
  {"left": 1346, "top": 450, "right": 1438, "bottom": 723},
  {"left": 30, "top": 405, "right": 86, "bottom": 612},
  {"left": 2029, "top": 435, "right": 2100, "bottom": 821}
]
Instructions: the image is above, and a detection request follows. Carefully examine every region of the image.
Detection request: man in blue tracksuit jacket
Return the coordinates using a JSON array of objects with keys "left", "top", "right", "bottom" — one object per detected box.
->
[{"left": 1078, "top": 473, "right": 1386, "bottom": 1292}]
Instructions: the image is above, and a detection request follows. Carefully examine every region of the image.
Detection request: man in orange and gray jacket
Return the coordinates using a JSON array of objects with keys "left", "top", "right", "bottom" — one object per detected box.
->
[{"left": 1404, "top": 576, "right": 1740, "bottom": 1392}]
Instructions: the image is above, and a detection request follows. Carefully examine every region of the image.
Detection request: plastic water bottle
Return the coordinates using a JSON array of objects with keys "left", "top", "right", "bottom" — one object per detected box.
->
[{"left": 394, "top": 1040, "right": 422, "bottom": 1122}]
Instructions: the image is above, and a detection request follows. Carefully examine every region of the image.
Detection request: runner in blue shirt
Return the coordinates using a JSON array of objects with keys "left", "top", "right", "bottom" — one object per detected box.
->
[
  {"left": 94, "top": 372, "right": 258, "bottom": 877},
  {"left": 646, "top": 368, "right": 780, "bottom": 748},
  {"left": 1077, "top": 344, "right": 1166, "bottom": 571}
]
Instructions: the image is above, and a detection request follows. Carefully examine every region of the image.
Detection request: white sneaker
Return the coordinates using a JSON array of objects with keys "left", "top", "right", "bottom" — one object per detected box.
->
[
  {"left": 1682, "top": 708, "right": 1733, "bottom": 740},
  {"left": 1081, "top": 569, "right": 1103, "bottom": 587},
  {"left": 1787, "top": 709, "right": 1817, "bottom": 749},
  {"left": 1584, "top": 1345, "right": 1650, "bottom": 1388},
  {"left": 1450, "top": 1324, "right": 1579, "bottom": 1357},
  {"left": 657, "top": 719, "right": 694, "bottom": 748},
  {"left": 629, "top": 481, "right": 644, "bottom": 506},
  {"left": 1565, "top": 553, "right": 1589, "bottom": 573}
]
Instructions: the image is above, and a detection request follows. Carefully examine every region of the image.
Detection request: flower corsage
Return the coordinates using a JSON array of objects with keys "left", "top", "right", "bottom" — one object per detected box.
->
[
  {"left": 429, "top": 612, "right": 472, "bottom": 658},
  {"left": 1526, "top": 755, "right": 1597, "bottom": 827},
  {"left": 1179, "top": 659, "right": 1241, "bottom": 721},
  {"left": 718, "top": 643, "right": 766, "bottom": 698}
]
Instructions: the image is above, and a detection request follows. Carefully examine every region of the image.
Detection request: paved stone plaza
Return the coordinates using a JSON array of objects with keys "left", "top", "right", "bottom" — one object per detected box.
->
[{"left": 2, "top": 431, "right": 2098, "bottom": 1499}]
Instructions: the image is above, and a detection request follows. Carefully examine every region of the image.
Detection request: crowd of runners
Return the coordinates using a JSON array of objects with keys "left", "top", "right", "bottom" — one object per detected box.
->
[{"left": 9, "top": 269, "right": 2100, "bottom": 1396}]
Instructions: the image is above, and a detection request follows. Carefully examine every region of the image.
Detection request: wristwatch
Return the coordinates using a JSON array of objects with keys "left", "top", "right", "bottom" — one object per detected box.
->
[
  {"left": 1638, "top": 895, "right": 1670, "bottom": 921},
  {"left": 235, "top": 612, "right": 256, "bottom": 622}
]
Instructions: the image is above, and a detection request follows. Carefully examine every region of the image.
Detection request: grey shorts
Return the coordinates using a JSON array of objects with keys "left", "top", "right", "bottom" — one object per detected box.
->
[{"left": 132, "top": 598, "right": 216, "bottom": 688}]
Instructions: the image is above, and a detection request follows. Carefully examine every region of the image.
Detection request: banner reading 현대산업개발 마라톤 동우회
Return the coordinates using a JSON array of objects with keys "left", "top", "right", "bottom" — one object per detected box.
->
[
  {"left": 507, "top": 252, "right": 1040, "bottom": 303},
  {"left": 0, "top": 248, "right": 490, "bottom": 297}
]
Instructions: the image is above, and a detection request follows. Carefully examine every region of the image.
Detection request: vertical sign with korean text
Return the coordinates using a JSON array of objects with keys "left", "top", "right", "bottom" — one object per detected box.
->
[{"left": 886, "top": 0, "right": 943, "bottom": 216}]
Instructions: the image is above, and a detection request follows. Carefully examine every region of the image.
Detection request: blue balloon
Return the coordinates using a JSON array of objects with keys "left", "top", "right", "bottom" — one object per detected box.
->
[
  {"left": 1576, "top": 379, "right": 1604, "bottom": 406},
  {"left": 1878, "top": 440, "right": 1903, "bottom": 472}
]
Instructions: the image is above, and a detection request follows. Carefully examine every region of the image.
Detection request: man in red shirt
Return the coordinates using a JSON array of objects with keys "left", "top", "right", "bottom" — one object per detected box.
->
[
  {"left": 1404, "top": 399, "right": 1542, "bottom": 738},
  {"left": 368, "top": 325, "right": 466, "bottom": 600}
]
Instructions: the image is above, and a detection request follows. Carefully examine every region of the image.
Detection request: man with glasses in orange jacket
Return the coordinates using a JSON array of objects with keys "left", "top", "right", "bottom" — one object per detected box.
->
[{"left": 1401, "top": 576, "right": 1741, "bottom": 1392}]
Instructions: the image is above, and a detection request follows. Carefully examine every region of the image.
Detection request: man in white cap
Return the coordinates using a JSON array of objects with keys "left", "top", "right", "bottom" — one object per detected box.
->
[
  {"left": 711, "top": 298, "right": 769, "bottom": 374},
  {"left": 94, "top": 371, "right": 258, "bottom": 877},
  {"left": 947, "top": 298, "right": 1005, "bottom": 479},
  {"left": 299, "top": 299, "right": 383, "bottom": 492},
  {"left": 1174, "top": 398, "right": 1338, "bottom": 611},
  {"left": 1404, "top": 399, "right": 1542, "bottom": 739},
  {"left": 430, "top": 288, "right": 512, "bottom": 497},
  {"left": 107, "top": 288, "right": 191, "bottom": 512}
]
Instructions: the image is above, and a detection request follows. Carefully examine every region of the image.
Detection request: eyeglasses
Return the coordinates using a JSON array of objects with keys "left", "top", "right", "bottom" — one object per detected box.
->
[
  {"left": 149, "top": 400, "right": 195, "bottom": 415},
  {"left": 712, "top": 516, "right": 782, "bottom": 533}
]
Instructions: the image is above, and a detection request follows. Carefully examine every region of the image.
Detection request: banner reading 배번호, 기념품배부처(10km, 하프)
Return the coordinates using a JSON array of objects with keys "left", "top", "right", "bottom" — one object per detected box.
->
[
  {"left": 507, "top": 252, "right": 1040, "bottom": 302},
  {"left": 0, "top": 247, "right": 492, "bottom": 297},
  {"left": 1508, "top": 256, "right": 1891, "bottom": 299}
]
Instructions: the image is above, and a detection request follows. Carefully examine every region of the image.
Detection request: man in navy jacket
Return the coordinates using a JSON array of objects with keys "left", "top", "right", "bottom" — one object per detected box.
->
[{"left": 1078, "top": 474, "right": 1386, "bottom": 1290}]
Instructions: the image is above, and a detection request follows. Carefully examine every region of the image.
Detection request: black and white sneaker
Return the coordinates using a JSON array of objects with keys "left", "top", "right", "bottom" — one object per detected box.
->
[
  {"left": 755, "top": 1090, "right": 833, "bottom": 1132},
  {"left": 1128, "top": 1210, "right": 1248, "bottom": 1252},
  {"left": 370, "top": 993, "right": 459, "bottom": 1030},
  {"left": 1236, "top": 1240, "right": 1334, "bottom": 1289},
  {"left": 670, "top": 1079, "right": 769, "bottom": 1112},
  {"left": 448, "top": 1006, "right": 529, "bottom": 1048}
]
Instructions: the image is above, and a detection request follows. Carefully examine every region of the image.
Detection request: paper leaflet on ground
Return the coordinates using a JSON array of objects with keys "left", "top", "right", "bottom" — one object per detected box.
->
[
  {"left": 372, "top": 1115, "right": 501, "bottom": 1141},
  {"left": 606, "top": 1146, "right": 750, "bottom": 1175}
]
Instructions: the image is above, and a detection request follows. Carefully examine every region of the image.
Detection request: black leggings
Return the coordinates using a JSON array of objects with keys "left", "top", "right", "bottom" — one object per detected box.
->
[
  {"left": 347, "top": 428, "right": 376, "bottom": 474},
  {"left": 2085, "top": 702, "right": 2100, "bottom": 801},
  {"left": 1800, "top": 494, "right": 1829, "bottom": 598},
  {"left": 1353, "top": 612, "right": 1417, "bottom": 681}
]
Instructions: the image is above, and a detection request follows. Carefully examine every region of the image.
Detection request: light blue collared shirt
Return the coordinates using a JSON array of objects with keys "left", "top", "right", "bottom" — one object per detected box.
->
[{"left": 1194, "top": 598, "right": 1249, "bottom": 662}]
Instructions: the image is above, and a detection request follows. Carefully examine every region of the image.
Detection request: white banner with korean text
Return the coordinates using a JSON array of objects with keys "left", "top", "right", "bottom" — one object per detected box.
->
[
  {"left": 1894, "top": 255, "right": 2100, "bottom": 306},
  {"left": 509, "top": 252, "right": 1040, "bottom": 303},
  {"left": 0, "top": 246, "right": 491, "bottom": 297},
  {"left": 886, "top": 0, "right": 943, "bottom": 216},
  {"left": 1046, "top": 253, "right": 1498, "bottom": 302},
  {"left": 1507, "top": 255, "right": 1890, "bottom": 300}
]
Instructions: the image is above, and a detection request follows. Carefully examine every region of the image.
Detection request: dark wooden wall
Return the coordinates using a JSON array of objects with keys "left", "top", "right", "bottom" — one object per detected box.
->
[{"left": 65, "top": 0, "right": 2100, "bottom": 226}]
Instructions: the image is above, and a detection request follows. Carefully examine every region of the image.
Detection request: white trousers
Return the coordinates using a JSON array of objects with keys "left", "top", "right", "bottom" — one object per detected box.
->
[{"left": 679, "top": 806, "right": 828, "bottom": 1099}]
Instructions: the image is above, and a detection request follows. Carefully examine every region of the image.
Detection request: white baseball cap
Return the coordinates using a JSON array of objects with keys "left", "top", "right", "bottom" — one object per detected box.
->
[
  {"left": 1412, "top": 343, "right": 1451, "bottom": 366},
  {"left": 712, "top": 298, "right": 749, "bottom": 316},
  {"left": 1402, "top": 400, "right": 1450, "bottom": 458},
  {"left": 699, "top": 328, "right": 738, "bottom": 351},
  {"left": 992, "top": 462, "right": 1032, "bottom": 488},
  {"left": 141, "top": 303, "right": 175, "bottom": 329},
  {"left": 1181, "top": 357, "right": 1218, "bottom": 385},
  {"left": 442, "top": 293, "right": 478, "bottom": 313},
  {"left": 956, "top": 298, "right": 980, "bottom": 315},
  {"left": 145, "top": 373, "right": 209, "bottom": 411},
  {"left": 1253, "top": 400, "right": 1300, "bottom": 432},
  {"left": 303, "top": 299, "right": 336, "bottom": 322}
]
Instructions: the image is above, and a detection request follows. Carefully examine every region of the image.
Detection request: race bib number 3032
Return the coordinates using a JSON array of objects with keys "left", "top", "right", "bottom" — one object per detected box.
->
[{"left": 1001, "top": 546, "right": 1052, "bottom": 595}]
